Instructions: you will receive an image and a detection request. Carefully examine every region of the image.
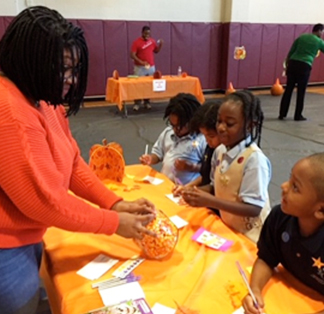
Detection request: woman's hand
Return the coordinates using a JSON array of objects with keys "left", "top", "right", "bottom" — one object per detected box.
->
[
  {"left": 182, "top": 186, "right": 213, "bottom": 207},
  {"left": 112, "top": 199, "right": 156, "bottom": 215},
  {"left": 242, "top": 291, "right": 264, "bottom": 314},
  {"left": 116, "top": 212, "right": 156, "bottom": 239},
  {"left": 139, "top": 154, "right": 152, "bottom": 165}
]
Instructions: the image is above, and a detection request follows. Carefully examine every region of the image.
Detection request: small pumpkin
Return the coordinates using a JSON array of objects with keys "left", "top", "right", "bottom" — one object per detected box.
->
[
  {"left": 153, "top": 70, "right": 162, "bottom": 79},
  {"left": 225, "top": 82, "right": 236, "bottom": 95},
  {"left": 181, "top": 72, "right": 188, "bottom": 78},
  {"left": 112, "top": 70, "right": 119, "bottom": 80},
  {"left": 89, "top": 139, "right": 125, "bottom": 182},
  {"left": 271, "top": 78, "right": 284, "bottom": 96}
]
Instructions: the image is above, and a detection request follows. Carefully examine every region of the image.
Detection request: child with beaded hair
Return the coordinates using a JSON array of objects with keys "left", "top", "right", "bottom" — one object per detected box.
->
[
  {"left": 140, "top": 93, "right": 206, "bottom": 185},
  {"left": 182, "top": 90, "right": 272, "bottom": 242}
]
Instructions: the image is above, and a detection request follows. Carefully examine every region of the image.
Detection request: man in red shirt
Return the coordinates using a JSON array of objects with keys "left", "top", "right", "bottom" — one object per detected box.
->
[{"left": 130, "top": 26, "right": 163, "bottom": 111}]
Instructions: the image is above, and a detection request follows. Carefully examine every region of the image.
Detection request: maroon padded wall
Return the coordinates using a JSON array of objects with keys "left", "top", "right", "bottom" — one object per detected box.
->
[{"left": 1, "top": 17, "right": 324, "bottom": 96}]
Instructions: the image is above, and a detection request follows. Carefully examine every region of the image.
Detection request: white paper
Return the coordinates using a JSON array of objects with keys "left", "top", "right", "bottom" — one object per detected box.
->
[
  {"left": 152, "top": 303, "right": 176, "bottom": 314},
  {"left": 232, "top": 307, "right": 245, "bottom": 314},
  {"left": 143, "top": 175, "right": 164, "bottom": 185},
  {"left": 169, "top": 215, "right": 188, "bottom": 229},
  {"left": 153, "top": 79, "right": 166, "bottom": 92},
  {"left": 76, "top": 254, "right": 119, "bottom": 280},
  {"left": 99, "top": 281, "right": 145, "bottom": 307},
  {"left": 165, "top": 193, "right": 181, "bottom": 205}
]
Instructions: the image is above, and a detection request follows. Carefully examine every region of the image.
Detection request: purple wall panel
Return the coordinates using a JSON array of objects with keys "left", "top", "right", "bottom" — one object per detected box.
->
[
  {"left": 275, "top": 25, "right": 295, "bottom": 85},
  {"left": 78, "top": 20, "right": 105, "bottom": 96},
  {"left": 103, "top": 21, "right": 128, "bottom": 78},
  {"left": 150, "top": 21, "right": 171, "bottom": 75},
  {"left": 191, "top": 23, "right": 212, "bottom": 89},
  {"left": 1, "top": 15, "right": 324, "bottom": 95},
  {"left": 0, "top": 17, "right": 6, "bottom": 40},
  {"left": 209, "top": 23, "right": 223, "bottom": 89},
  {"left": 237, "top": 23, "right": 262, "bottom": 88},
  {"left": 171, "top": 23, "right": 193, "bottom": 76},
  {"left": 226, "top": 23, "right": 241, "bottom": 89},
  {"left": 258, "top": 24, "right": 279, "bottom": 86}
]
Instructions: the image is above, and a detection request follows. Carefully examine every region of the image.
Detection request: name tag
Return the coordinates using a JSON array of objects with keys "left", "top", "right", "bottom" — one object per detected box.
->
[{"left": 153, "top": 79, "right": 166, "bottom": 92}]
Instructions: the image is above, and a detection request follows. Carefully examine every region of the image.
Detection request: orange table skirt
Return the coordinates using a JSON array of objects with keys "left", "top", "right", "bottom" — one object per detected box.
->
[
  {"left": 105, "top": 75, "right": 205, "bottom": 110},
  {"left": 41, "top": 165, "right": 324, "bottom": 314}
]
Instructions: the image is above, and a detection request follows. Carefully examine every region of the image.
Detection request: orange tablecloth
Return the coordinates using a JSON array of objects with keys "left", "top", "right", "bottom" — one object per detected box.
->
[
  {"left": 105, "top": 76, "right": 205, "bottom": 110},
  {"left": 41, "top": 165, "right": 323, "bottom": 314}
]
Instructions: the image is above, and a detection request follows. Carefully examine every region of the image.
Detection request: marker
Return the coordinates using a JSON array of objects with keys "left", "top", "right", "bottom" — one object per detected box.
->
[
  {"left": 144, "top": 144, "right": 148, "bottom": 155},
  {"left": 236, "top": 261, "right": 259, "bottom": 309}
]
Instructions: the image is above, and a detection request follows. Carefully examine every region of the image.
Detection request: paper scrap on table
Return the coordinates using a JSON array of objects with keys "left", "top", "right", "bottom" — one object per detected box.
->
[
  {"left": 232, "top": 306, "right": 245, "bottom": 314},
  {"left": 76, "top": 254, "right": 119, "bottom": 280},
  {"left": 246, "top": 266, "right": 253, "bottom": 274},
  {"left": 170, "top": 215, "right": 188, "bottom": 229},
  {"left": 99, "top": 281, "right": 145, "bottom": 307},
  {"left": 142, "top": 175, "right": 164, "bottom": 185},
  {"left": 112, "top": 256, "right": 145, "bottom": 278},
  {"left": 165, "top": 193, "right": 182, "bottom": 205},
  {"left": 192, "top": 227, "right": 234, "bottom": 251},
  {"left": 151, "top": 303, "right": 176, "bottom": 314}
]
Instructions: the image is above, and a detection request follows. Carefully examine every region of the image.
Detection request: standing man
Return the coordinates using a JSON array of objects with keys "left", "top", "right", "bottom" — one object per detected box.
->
[
  {"left": 130, "top": 25, "right": 163, "bottom": 111},
  {"left": 279, "top": 24, "right": 324, "bottom": 121}
]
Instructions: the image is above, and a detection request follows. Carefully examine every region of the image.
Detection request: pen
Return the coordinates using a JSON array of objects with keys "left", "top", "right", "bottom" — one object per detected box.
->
[
  {"left": 144, "top": 144, "right": 148, "bottom": 155},
  {"left": 236, "top": 261, "right": 259, "bottom": 309},
  {"left": 96, "top": 275, "right": 141, "bottom": 290}
]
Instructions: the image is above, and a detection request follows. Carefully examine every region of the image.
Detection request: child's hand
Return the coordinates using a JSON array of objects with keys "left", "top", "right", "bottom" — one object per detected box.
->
[
  {"left": 139, "top": 154, "right": 152, "bottom": 165},
  {"left": 242, "top": 292, "right": 264, "bottom": 314},
  {"left": 182, "top": 186, "right": 212, "bottom": 207},
  {"left": 172, "top": 184, "right": 184, "bottom": 196},
  {"left": 174, "top": 159, "right": 194, "bottom": 171}
]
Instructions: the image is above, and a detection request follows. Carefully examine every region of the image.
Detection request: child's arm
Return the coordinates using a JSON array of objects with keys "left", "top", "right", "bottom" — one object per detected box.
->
[
  {"left": 182, "top": 187, "right": 261, "bottom": 216},
  {"left": 139, "top": 153, "right": 160, "bottom": 165},
  {"left": 242, "top": 258, "right": 273, "bottom": 314}
]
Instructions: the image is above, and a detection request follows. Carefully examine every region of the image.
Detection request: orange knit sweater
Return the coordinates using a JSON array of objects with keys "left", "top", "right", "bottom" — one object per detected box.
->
[{"left": 0, "top": 76, "right": 121, "bottom": 248}]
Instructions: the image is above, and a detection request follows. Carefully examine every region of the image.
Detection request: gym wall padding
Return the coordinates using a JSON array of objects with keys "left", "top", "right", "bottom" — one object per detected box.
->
[{"left": 0, "top": 17, "right": 323, "bottom": 96}]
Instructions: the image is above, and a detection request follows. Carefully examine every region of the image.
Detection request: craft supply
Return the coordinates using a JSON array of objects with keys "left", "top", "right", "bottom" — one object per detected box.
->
[
  {"left": 97, "top": 275, "right": 141, "bottom": 290},
  {"left": 112, "top": 256, "right": 145, "bottom": 278},
  {"left": 92, "top": 273, "right": 136, "bottom": 289},
  {"left": 236, "top": 261, "right": 259, "bottom": 309},
  {"left": 145, "top": 144, "right": 148, "bottom": 155},
  {"left": 76, "top": 254, "right": 119, "bottom": 280},
  {"left": 192, "top": 228, "right": 233, "bottom": 251}
]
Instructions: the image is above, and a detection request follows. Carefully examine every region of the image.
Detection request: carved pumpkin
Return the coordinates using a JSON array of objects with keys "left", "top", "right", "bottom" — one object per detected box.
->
[
  {"left": 271, "top": 78, "right": 284, "bottom": 96},
  {"left": 89, "top": 139, "right": 125, "bottom": 182}
]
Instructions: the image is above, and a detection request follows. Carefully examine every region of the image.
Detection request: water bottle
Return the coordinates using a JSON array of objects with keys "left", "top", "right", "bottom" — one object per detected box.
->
[{"left": 177, "top": 66, "right": 182, "bottom": 77}]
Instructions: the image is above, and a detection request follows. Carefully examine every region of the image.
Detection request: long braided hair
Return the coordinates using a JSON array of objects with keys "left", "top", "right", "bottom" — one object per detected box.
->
[
  {"left": 0, "top": 6, "right": 88, "bottom": 116},
  {"left": 164, "top": 93, "right": 201, "bottom": 130},
  {"left": 223, "top": 90, "right": 264, "bottom": 147}
]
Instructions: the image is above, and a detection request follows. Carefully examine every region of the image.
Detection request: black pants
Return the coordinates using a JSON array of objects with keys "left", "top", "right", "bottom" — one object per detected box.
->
[{"left": 279, "top": 60, "right": 311, "bottom": 119}]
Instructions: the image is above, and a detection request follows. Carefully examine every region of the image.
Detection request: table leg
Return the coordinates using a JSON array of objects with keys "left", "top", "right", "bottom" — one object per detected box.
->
[{"left": 122, "top": 102, "right": 128, "bottom": 118}]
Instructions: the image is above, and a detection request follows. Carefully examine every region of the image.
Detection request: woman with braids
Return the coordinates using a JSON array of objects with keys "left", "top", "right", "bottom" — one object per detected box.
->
[
  {"left": 182, "top": 90, "right": 272, "bottom": 242},
  {"left": 139, "top": 93, "right": 206, "bottom": 185},
  {"left": 0, "top": 6, "right": 156, "bottom": 314}
]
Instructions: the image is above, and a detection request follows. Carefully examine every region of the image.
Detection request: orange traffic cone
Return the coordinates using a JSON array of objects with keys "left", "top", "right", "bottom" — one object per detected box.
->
[
  {"left": 271, "top": 78, "right": 284, "bottom": 96},
  {"left": 225, "top": 82, "right": 236, "bottom": 95}
]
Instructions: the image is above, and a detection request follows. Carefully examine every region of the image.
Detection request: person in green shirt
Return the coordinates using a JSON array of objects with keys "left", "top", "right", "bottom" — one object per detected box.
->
[{"left": 279, "top": 24, "right": 324, "bottom": 121}]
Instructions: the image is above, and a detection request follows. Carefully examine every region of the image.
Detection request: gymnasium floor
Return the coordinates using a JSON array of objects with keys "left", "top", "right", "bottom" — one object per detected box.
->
[{"left": 38, "top": 86, "right": 324, "bottom": 314}]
